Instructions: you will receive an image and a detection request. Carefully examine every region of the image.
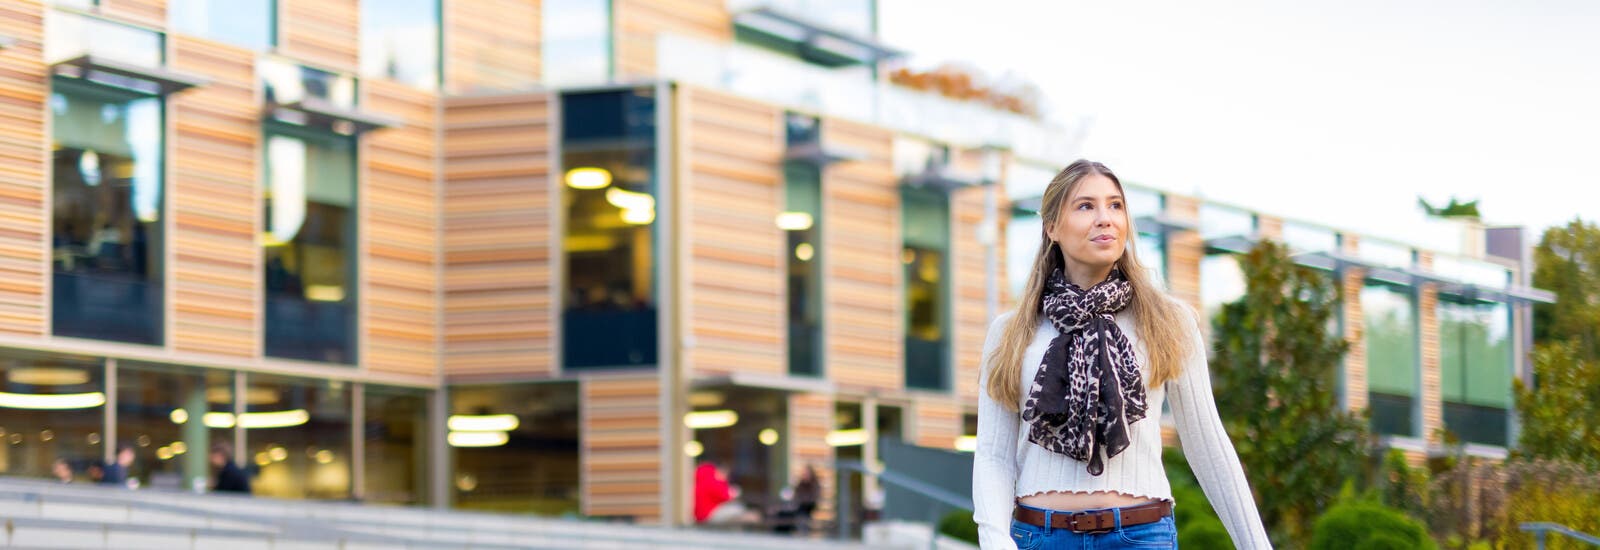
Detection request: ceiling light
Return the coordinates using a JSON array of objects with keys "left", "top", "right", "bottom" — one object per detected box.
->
[
  {"left": 776, "top": 212, "right": 814, "bottom": 231},
  {"left": 565, "top": 167, "right": 612, "bottom": 190},
  {"left": 684, "top": 410, "right": 739, "bottom": 429},
  {"left": 0, "top": 391, "right": 105, "bottom": 410},
  {"left": 447, "top": 414, "right": 519, "bottom": 432},
  {"left": 448, "top": 431, "right": 509, "bottom": 447},
  {"left": 825, "top": 429, "right": 868, "bottom": 447},
  {"left": 6, "top": 367, "right": 91, "bottom": 386}
]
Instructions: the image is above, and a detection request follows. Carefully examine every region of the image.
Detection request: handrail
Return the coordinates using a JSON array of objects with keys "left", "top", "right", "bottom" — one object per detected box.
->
[
  {"left": 833, "top": 460, "right": 973, "bottom": 549},
  {"left": 1521, "top": 522, "right": 1600, "bottom": 548}
]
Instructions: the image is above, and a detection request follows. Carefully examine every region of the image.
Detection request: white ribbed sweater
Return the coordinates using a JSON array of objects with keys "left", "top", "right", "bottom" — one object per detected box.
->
[{"left": 972, "top": 309, "right": 1272, "bottom": 549}]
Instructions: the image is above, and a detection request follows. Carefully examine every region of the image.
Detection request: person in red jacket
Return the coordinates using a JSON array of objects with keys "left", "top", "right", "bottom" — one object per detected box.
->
[{"left": 693, "top": 462, "right": 731, "bottom": 523}]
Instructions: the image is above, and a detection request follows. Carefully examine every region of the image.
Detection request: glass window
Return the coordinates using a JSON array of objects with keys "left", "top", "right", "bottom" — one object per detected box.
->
[
  {"left": 1364, "top": 283, "right": 1418, "bottom": 437},
  {"left": 244, "top": 374, "right": 352, "bottom": 500},
  {"left": 170, "top": 0, "right": 273, "bottom": 51},
  {"left": 1006, "top": 210, "right": 1042, "bottom": 299},
  {"left": 1358, "top": 239, "right": 1414, "bottom": 270},
  {"left": 364, "top": 385, "right": 430, "bottom": 505},
  {"left": 0, "top": 355, "right": 105, "bottom": 481},
  {"left": 1200, "top": 253, "right": 1245, "bottom": 331},
  {"left": 1004, "top": 161, "right": 1057, "bottom": 203},
  {"left": 1137, "top": 231, "right": 1166, "bottom": 290},
  {"left": 689, "top": 388, "right": 790, "bottom": 512},
  {"left": 360, "top": 0, "right": 439, "bottom": 89},
  {"left": 1123, "top": 185, "right": 1162, "bottom": 222},
  {"left": 542, "top": 0, "right": 611, "bottom": 85},
  {"left": 261, "top": 57, "right": 358, "bottom": 110},
  {"left": 115, "top": 363, "right": 234, "bottom": 492},
  {"left": 46, "top": 10, "right": 163, "bottom": 67},
  {"left": 561, "top": 89, "right": 658, "bottom": 370},
  {"left": 51, "top": 81, "right": 165, "bottom": 345},
  {"left": 786, "top": 115, "right": 825, "bottom": 378},
  {"left": 1199, "top": 204, "right": 1254, "bottom": 240},
  {"left": 1282, "top": 221, "right": 1338, "bottom": 255},
  {"left": 1439, "top": 300, "right": 1512, "bottom": 446},
  {"left": 903, "top": 187, "right": 950, "bottom": 391},
  {"left": 450, "top": 382, "right": 579, "bottom": 515},
  {"left": 263, "top": 124, "right": 358, "bottom": 364}
]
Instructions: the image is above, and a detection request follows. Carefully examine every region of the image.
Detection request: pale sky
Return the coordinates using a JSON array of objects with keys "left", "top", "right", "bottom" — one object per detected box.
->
[{"left": 879, "top": 0, "right": 1600, "bottom": 250}]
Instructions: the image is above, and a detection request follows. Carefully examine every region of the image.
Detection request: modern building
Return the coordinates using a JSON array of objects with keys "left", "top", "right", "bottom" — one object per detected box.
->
[{"left": 0, "top": 0, "right": 1550, "bottom": 530}]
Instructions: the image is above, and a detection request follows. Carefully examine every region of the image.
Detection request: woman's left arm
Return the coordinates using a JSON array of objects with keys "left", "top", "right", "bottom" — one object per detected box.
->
[{"left": 1166, "top": 315, "right": 1274, "bottom": 549}]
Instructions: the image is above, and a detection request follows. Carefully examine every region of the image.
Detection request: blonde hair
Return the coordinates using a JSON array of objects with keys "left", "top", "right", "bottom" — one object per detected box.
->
[{"left": 983, "top": 159, "right": 1196, "bottom": 410}]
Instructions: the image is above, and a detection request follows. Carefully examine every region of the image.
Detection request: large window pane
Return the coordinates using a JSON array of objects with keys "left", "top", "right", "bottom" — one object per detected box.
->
[
  {"left": 450, "top": 383, "right": 579, "bottom": 515},
  {"left": 1200, "top": 253, "right": 1245, "bottom": 331},
  {"left": 1440, "top": 300, "right": 1511, "bottom": 446},
  {"left": 561, "top": 89, "right": 658, "bottom": 370},
  {"left": 903, "top": 187, "right": 950, "bottom": 391},
  {"left": 365, "top": 385, "right": 430, "bottom": 505},
  {"left": 1364, "top": 283, "right": 1417, "bottom": 437},
  {"left": 0, "top": 355, "right": 104, "bottom": 482},
  {"left": 542, "top": 0, "right": 611, "bottom": 85},
  {"left": 1136, "top": 231, "right": 1165, "bottom": 290},
  {"left": 1006, "top": 210, "right": 1041, "bottom": 299},
  {"left": 244, "top": 374, "right": 352, "bottom": 500},
  {"left": 115, "top": 363, "right": 233, "bottom": 492},
  {"left": 46, "top": 10, "right": 163, "bottom": 67},
  {"left": 263, "top": 125, "right": 358, "bottom": 364},
  {"left": 1199, "top": 204, "right": 1254, "bottom": 240},
  {"left": 170, "top": 0, "right": 273, "bottom": 51},
  {"left": 785, "top": 114, "right": 824, "bottom": 377},
  {"left": 689, "top": 388, "right": 790, "bottom": 519},
  {"left": 51, "top": 81, "right": 165, "bottom": 345},
  {"left": 360, "top": 0, "right": 439, "bottom": 89}
]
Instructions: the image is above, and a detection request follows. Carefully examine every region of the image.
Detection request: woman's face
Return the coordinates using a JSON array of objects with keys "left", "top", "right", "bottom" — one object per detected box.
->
[{"left": 1046, "top": 173, "right": 1127, "bottom": 276}]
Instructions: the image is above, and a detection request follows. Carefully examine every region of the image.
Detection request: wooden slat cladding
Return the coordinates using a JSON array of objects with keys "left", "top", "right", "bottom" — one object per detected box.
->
[
  {"left": 950, "top": 185, "right": 989, "bottom": 403},
  {"left": 169, "top": 37, "right": 258, "bottom": 357},
  {"left": 912, "top": 398, "right": 961, "bottom": 450},
  {"left": 1342, "top": 267, "right": 1368, "bottom": 411},
  {"left": 99, "top": 0, "right": 164, "bottom": 28},
  {"left": 1163, "top": 196, "right": 1203, "bottom": 318},
  {"left": 0, "top": 1, "right": 48, "bottom": 337},
  {"left": 440, "top": 93, "right": 553, "bottom": 377},
  {"left": 278, "top": 0, "right": 359, "bottom": 73},
  {"left": 1418, "top": 283, "right": 1441, "bottom": 441},
  {"left": 361, "top": 80, "right": 438, "bottom": 376},
  {"left": 1256, "top": 214, "right": 1283, "bottom": 241},
  {"left": 821, "top": 119, "right": 899, "bottom": 392},
  {"left": 678, "top": 87, "right": 783, "bottom": 377},
  {"left": 581, "top": 376, "right": 663, "bottom": 521},
  {"left": 788, "top": 392, "right": 834, "bottom": 522},
  {"left": 443, "top": 0, "right": 539, "bottom": 93},
  {"left": 613, "top": 0, "right": 730, "bottom": 78}
]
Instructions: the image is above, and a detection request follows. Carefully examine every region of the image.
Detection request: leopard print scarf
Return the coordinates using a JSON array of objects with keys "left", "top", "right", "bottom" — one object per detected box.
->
[{"left": 1020, "top": 268, "right": 1147, "bottom": 476}]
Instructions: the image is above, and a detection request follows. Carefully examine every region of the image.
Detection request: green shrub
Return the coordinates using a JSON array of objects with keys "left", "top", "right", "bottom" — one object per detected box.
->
[
  {"left": 1179, "top": 521, "right": 1232, "bottom": 550},
  {"left": 1310, "top": 499, "right": 1436, "bottom": 550},
  {"left": 938, "top": 508, "right": 978, "bottom": 545}
]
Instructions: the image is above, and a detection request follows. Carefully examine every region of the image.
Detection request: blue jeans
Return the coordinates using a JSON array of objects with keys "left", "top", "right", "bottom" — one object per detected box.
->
[{"left": 1009, "top": 502, "right": 1178, "bottom": 549}]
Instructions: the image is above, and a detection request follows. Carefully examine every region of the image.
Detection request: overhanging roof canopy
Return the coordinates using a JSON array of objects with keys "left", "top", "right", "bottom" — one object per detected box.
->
[
  {"left": 52, "top": 54, "right": 207, "bottom": 96},
  {"left": 734, "top": 7, "right": 905, "bottom": 67}
]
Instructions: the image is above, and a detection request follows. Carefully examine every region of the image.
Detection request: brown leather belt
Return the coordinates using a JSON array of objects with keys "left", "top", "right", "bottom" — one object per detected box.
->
[{"left": 1012, "top": 500, "right": 1173, "bottom": 533}]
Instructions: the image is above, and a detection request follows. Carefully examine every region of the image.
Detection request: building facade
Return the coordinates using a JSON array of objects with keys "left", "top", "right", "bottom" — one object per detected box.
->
[{"left": 0, "top": 0, "right": 1548, "bottom": 527}]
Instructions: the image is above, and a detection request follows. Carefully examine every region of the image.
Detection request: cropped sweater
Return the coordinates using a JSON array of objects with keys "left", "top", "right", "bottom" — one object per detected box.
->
[{"left": 971, "top": 309, "right": 1272, "bottom": 549}]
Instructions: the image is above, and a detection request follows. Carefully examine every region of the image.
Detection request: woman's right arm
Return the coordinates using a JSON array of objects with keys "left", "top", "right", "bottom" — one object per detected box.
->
[{"left": 972, "top": 313, "right": 1021, "bottom": 549}]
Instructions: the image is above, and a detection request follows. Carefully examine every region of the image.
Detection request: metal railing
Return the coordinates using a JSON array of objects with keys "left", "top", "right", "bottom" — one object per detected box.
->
[
  {"left": 834, "top": 460, "right": 972, "bottom": 550},
  {"left": 1522, "top": 522, "right": 1600, "bottom": 548}
]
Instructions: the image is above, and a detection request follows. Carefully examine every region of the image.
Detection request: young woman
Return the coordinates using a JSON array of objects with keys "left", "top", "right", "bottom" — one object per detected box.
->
[{"left": 972, "top": 160, "right": 1270, "bottom": 549}]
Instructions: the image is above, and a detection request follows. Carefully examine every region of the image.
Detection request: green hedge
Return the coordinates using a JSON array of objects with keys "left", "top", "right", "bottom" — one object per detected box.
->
[{"left": 1310, "top": 499, "right": 1436, "bottom": 550}]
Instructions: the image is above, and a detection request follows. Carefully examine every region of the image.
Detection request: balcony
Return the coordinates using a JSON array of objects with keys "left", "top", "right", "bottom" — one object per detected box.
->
[{"left": 655, "top": 33, "right": 1084, "bottom": 161}]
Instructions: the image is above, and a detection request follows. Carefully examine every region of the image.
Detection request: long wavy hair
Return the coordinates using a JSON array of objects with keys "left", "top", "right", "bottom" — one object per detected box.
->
[{"left": 983, "top": 159, "right": 1196, "bottom": 410}]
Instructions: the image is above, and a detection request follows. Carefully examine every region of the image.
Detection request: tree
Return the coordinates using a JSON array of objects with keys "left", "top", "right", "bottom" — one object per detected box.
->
[
  {"left": 1513, "top": 342, "right": 1600, "bottom": 470},
  {"left": 1515, "top": 218, "right": 1600, "bottom": 469},
  {"left": 1531, "top": 218, "right": 1600, "bottom": 359},
  {"left": 1209, "top": 240, "right": 1371, "bottom": 546}
]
